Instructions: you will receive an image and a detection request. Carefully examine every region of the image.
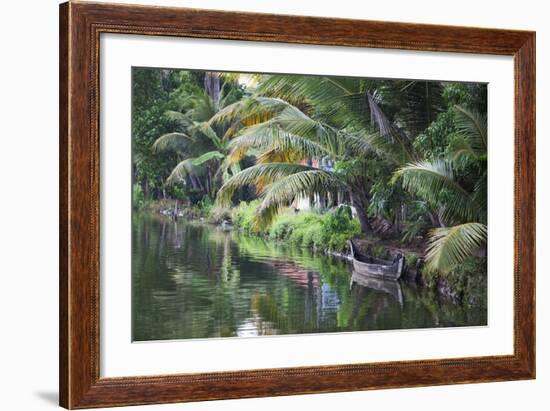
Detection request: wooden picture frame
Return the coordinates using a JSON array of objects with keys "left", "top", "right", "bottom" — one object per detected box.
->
[{"left": 59, "top": 1, "right": 535, "bottom": 408}]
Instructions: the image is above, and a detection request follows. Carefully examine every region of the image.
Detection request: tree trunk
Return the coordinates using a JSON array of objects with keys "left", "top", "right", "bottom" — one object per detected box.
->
[
  {"left": 214, "top": 163, "right": 223, "bottom": 193},
  {"left": 319, "top": 193, "right": 326, "bottom": 211},
  {"left": 351, "top": 194, "right": 371, "bottom": 235},
  {"left": 204, "top": 72, "right": 220, "bottom": 109},
  {"left": 190, "top": 175, "right": 197, "bottom": 190}
]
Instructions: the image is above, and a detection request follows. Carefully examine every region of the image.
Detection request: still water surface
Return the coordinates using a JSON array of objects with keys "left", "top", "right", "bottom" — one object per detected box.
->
[{"left": 132, "top": 214, "right": 486, "bottom": 341}]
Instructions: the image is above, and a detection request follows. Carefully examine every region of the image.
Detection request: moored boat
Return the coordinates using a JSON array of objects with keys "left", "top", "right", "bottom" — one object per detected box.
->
[{"left": 347, "top": 241, "right": 404, "bottom": 281}]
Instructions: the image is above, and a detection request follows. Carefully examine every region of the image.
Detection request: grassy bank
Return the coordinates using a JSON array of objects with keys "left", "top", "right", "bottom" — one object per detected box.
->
[{"left": 231, "top": 201, "right": 360, "bottom": 253}]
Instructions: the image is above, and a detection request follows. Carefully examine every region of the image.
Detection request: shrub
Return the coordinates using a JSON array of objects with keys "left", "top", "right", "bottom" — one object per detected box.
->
[
  {"left": 319, "top": 207, "right": 361, "bottom": 252},
  {"left": 232, "top": 200, "right": 263, "bottom": 235},
  {"left": 270, "top": 212, "right": 322, "bottom": 241},
  {"left": 269, "top": 215, "right": 296, "bottom": 240},
  {"left": 231, "top": 203, "right": 359, "bottom": 252}
]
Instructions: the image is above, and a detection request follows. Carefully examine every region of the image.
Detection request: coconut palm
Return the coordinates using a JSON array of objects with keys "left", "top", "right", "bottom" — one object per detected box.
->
[
  {"left": 392, "top": 106, "right": 487, "bottom": 273},
  {"left": 152, "top": 80, "right": 245, "bottom": 196},
  {"left": 216, "top": 74, "right": 444, "bottom": 233},
  {"left": 215, "top": 93, "right": 386, "bottom": 232}
]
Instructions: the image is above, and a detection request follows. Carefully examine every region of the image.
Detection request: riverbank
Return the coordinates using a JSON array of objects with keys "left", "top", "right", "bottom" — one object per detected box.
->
[{"left": 139, "top": 199, "right": 486, "bottom": 309}]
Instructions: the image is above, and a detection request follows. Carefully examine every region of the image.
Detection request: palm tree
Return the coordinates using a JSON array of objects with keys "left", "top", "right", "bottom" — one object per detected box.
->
[
  {"left": 392, "top": 106, "right": 487, "bottom": 273},
  {"left": 216, "top": 74, "right": 443, "bottom": 234},
  {"left": 215, "top": 94, "right": 384, "bottom": 232},
  {"left": 152, "top": 79, "right": 245, "bottom": 197}
]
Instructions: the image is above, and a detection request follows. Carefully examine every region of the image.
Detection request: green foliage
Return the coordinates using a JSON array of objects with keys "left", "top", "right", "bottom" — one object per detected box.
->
[
  {"left": 393, "top": 160, "right": 478, "bottom": 224},
  {"left": 169, "top": 186, "right": 187, "bottom": 201},
  {"left": 412, "top": 82, "right": 486, "bottom": 163},
  {"left": 132, "top": 68, "right": 202, "bottom": 199},
  {"left": 319, "top": 207, "right": 361, "bottom": 251},
  {"left": 132, "top": 183, "right": 145, "bottom": 210},
  {"left": 218, "top": 162, "right": 342, "bottom": 229},
  {"left": 198, "top": 196, "right": 214, "bottom": 215},
  {"left": 401, "top": 218, "right": 428, "bottom": 244},
  {"left": 231, "top": 200, "right": 263, "bottom": 235},
  {"left": 134, "top": 67, "right": 488, "bottom": 287},
  {"left": 393, "top": 105, "right": 487, "bottom": 273},
  {"left": 232, "top": 204, "right": 359, "bottom": 252},
  {"left": 405, "top": 254, "right": 418, "bottom": 269},
  {"left": 413, "top": 110, "right": 456, "bottom": 161},
  {"left": 442, "top": 82, "right": 487, "bottom": 114}
]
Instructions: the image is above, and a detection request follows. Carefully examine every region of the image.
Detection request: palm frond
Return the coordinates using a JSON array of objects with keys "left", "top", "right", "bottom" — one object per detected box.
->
[
  {"left": 188, "top": 93, "right": 216, "bottom": 122},
  {"left": 380, "top": 80, "right": 445, "bottom": 135},
  {"left": 191, "top": 150, "right": 225, "bottom": 166},
  {"left": 217, "top": 163, "right": 319, "bottom": 206},
  {"left": 392, "top": 160, "right": 477, "bottom": 222},
  {"left": 207, "top": 100, "right": 245, "bottom": 126},
  {"left": 256, "top": 148, "right": 306, "bottom": 164},
  {"left": 256, "top": 75, "right": 370, "bottom": 128},
  {"left": 453, "top": 105, "right": 487, "bottom": 153},
  {"left": 471, "top": 169, "right": 487, "bottom": 220},
  {"left": 229, "top": 122, "right": 328, "bottom": 162},
  {"left": 195, "top": 122, "right": 223, "bottom": 148},
  {"left": 163, "top": 110, "right": 193, "bottom": 128},
  {"left": 165, "top": 158, "right": 205, "bottom": 186},
  {"left": 232, "top": 101, "right": 347, "bottom": 158},
  {"left": 367, "top": 92, "right": 395, "bottom": 139},
  {"left": 208, "top": 96, "right": 288, "bottom": 127},
  {"left": 425, "top": 222, "right": 487, "bottom": 273},
  {"left": 152, "top": 132, "right": 194, "bottom": 153},
  {"left": 446, "top": 133, "right": 478, "bottom": 169},
  {"left": 254, "top": 170, "right": 343, "bottom": 227}
]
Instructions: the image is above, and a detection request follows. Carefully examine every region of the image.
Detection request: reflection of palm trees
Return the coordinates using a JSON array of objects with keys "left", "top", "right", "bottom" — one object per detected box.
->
[
  {"left": 205, "top": 226, "right": 240, "bottom": 283},
  {"left": 134, "top": 216, "right": 487, "bottom": 341}
]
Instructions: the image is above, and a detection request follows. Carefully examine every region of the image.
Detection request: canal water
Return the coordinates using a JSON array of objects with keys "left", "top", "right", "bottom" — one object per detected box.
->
[{"left": 132, "top": 214, "right": 486, "bottom": 341}]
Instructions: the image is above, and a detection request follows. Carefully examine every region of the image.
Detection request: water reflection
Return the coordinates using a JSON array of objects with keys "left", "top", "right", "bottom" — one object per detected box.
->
[
  {"left": 132, "top": 214, "right": 486, "bottom": 341},
  {"left": 350, "top": 271, "right": 403, "bottom": 306}
]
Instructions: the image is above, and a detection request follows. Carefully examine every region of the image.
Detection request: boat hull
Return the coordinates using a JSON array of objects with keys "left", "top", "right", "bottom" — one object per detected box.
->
[
  {"left": 351, "top": 259, "right": 403, "bottom": 280},
  {"left": 348, "top": 240, "right": 404, "bottom": 281}
]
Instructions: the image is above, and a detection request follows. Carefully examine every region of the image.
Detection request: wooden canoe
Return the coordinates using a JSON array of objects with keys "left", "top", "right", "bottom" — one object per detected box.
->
[{"left": 347, "top": 241, "right": 404, "bottom": 281}]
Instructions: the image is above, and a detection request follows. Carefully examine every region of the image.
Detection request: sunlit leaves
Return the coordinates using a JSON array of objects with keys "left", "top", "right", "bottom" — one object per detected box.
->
[{"left": 217, "top": 163, "right": 321, "bottom": 206}]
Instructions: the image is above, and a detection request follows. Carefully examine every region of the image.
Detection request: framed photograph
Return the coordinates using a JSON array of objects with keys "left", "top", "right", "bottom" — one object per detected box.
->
[{"left": 59, "top": 1, "right": 535, "bottom": 409}]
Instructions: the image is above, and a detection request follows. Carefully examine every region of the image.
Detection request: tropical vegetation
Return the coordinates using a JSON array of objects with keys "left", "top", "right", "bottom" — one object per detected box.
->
[{"left": 132, "top": 67, "right": 487, "bottom": 294}]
